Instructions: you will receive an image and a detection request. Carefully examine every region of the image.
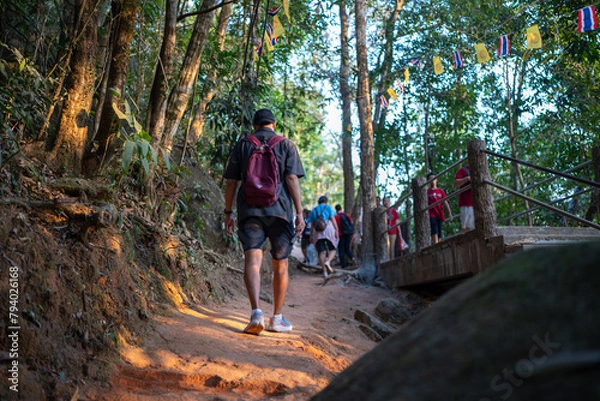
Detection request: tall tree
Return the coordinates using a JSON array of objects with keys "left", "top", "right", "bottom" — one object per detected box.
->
[
  {"left": 47, "top": 0, "right": 99, "bottom": 174},
  {"left": 371, "top": 0, "right": 404, "bottom": 133},
  {"left": 178, "top": 1, "right": 233, "bottom": 163},
  {"left": 159, "top": 0, "right": 219, "bottom": 156},
  {"left": 87, "top": 0, "right": 139, "bottom": 170},
  {"left": 146, "top": 0, "right": 178, "bottom": 147},
  {"left": 339, "top": 0, "right": 354, "bottom": 214},
  {"left": 355, "top": 0, "right": 376, "bottom": 284}
]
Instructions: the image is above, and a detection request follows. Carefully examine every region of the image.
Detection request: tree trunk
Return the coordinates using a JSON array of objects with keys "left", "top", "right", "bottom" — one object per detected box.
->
[
  {"left": 355, "top": 0, "right": 377, "bottom": 284},
  {"left": 585, "top": 146, "right": 600, "bottom": 222},
  {"left": 339, "top": 0, "right": 354, "bottom": 215},
  {"left": 412, "top": 177, "right": 430, "bottom": 251},
  {"left": 468, "top": 139, "right": 498, "bottom": 239},
  {"left": 239, "top": 0, "right": 261, "bottom": 130},
  {"left": 160, "top": 0, "right": 219, "bottom": 156},
  {"left": 372, "top": 0, "right": 403, "bottom": 133},
  {"left": 176, "top": 1, "right": 233, "bottom": 163},
  {"left": 86, "top": 0, "right": 139, "bottom": 172},
  {"left": 146, "top": 0, "right": 178, "bottom": 146},
  {"left": 47, "top": 0, "right": 99, "bottom": 174},
  {"left": 505, "top": 56, "right": 532, "bottom": 225}
]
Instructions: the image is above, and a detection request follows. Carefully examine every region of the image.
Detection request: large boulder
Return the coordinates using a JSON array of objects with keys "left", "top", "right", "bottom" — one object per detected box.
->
[{"left": 312, "top": 241, "right": 600, "bottom": 401}]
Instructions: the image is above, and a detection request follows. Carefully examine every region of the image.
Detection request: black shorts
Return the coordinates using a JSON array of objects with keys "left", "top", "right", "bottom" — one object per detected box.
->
[
  {"left": 430, "top": 217, "right": 444, "bottom": 236},
  {"left": 301, "top": 235, "right": 311, "bottom": 250},
  {"left": 238, "top": 217, "right": 294, "bottom": 260},
  {"left": 315, "top": 239, "right": 335, "bottom": 253}
]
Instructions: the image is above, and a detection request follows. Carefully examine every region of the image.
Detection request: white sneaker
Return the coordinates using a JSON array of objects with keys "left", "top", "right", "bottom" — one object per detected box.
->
[
  {"left": 243, "top": 310, "right": 265, "bottom": 335},
  {"left": 324, "top": 262, "right": 334, "bottom": 274},
  {"left": 267, "top": 315, "right": 293, "bottom": 332}
]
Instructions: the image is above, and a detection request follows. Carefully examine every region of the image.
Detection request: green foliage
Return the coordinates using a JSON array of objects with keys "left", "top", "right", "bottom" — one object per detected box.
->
[
  {"left": 0, "top": 44, "right": 50, "bottom": 141},
  {"left": 112, "top": 101, "right": 164, "bottom": 176}
]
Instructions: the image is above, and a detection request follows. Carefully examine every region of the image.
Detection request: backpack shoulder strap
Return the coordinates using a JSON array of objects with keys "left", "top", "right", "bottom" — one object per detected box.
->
[
  {"left": 246, "top": 134, "right": 261, "bottom": 147},
  {"left": 267, "top": 135, "right": 286, "bottom": 147}
]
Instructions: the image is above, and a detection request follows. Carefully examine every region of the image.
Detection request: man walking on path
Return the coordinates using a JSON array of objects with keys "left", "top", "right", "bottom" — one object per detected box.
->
[
  {"left": 335, "top": 204, "right": 354, "bottom": 269},
  {"left": 223, "top": 108, "right": 305, "bottom": 335}
]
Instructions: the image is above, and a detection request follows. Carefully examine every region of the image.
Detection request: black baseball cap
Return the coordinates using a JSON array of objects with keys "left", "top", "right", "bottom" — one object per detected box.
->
[{"left": 253, "top": 108, "right": 276, "bottom": 126}]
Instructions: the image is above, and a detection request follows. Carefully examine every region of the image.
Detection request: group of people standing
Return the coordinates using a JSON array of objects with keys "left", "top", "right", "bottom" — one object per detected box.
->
[
  {"left": 380, "top": 164, "right": 475, "bottom": 253},
  {"left": 300, "top": 196, "right": 355, "bottom": 278},
  {"left": 425, "top": 165, "right": 475, "bottom": 243}
]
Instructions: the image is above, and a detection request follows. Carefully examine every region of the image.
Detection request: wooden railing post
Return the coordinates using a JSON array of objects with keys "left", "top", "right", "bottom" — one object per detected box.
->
[
  {"left": 412, "top": 176, "right": 430, "bottom": 251},
  {"left": 373, "top": 206, "right": 389, "bottom": 263},
  {"left": 593, "top": 147, "right": 600, "bottom": 218},
  {"left": 468, "top": 139, "right": 498, "bottom": 239}
]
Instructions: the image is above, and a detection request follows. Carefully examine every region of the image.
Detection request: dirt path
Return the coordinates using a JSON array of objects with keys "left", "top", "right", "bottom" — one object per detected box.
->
[{"left": 83, "top": 248, "right": 398, "bottom": 400}]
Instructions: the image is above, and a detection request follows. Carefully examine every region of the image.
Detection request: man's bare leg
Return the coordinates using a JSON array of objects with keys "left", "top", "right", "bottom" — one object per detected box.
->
[
  {"left": 244, "top": 249, "right": 263, "bottom": 310},
  {"left": 272, "top": 258, "right": 289, "bottom": 315}
]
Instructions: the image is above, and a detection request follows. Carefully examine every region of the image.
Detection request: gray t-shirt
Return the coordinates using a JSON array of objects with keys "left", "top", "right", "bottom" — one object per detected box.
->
[{"left": 224, "top": 127, "right": 305, "bottom": 223}]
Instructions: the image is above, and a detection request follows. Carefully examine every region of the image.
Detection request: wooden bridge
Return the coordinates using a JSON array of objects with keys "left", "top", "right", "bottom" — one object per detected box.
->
[{"left": 376, "top": 140, "right": 600, "bottom": 289}]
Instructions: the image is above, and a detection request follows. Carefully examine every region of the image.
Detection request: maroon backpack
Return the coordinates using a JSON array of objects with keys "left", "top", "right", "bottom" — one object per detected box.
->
[{"left": 243, "top": 134, "right": 286, "bottom": 207}]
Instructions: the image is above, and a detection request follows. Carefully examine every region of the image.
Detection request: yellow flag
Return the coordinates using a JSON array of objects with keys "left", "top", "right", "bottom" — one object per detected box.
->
[
  {"left": 283, "top": 0, "right": 290, "bottom": 20},
  {"left": 387, "top": 88, "right": 398, "bottom": 100},
  {"left": 264, "top": 33, "right": 274, "bottom": 52},
  {"left": 526, "top": 24, "right": 542, "bottom": 49},
  {"left": 433, "top": 56, "right": 444, "bottom": 75},
  {"left": 474, "top": 43, "right": 491, "bottom": 64},
  {"left": 273, "top": 15, "right": 285, "bottom": 37},
  {"left": 404, "top": 68, "right": 409, "bottom": 85}
]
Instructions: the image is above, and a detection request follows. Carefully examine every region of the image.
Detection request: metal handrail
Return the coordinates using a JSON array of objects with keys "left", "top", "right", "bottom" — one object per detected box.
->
[
  {"left": 485, "top": 179, "right": 600, "bottom": 231},
  {"left": 497, "top": 188, "right": 593, "bottom": 223},
  {"left": 379, "top": 215, "right": 414, "bottom": 237},
  {"left": 494, "top": 160, "right": 593, "bottom": 203},
  {"left": 483, "top": 150, "right": 600, "bottom": 189},
  {"left": 425, "top": 184, "right": 470, "bottom": 212}
]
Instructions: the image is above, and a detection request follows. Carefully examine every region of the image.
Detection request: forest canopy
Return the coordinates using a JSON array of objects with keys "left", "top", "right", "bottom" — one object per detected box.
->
[{"left": 0, "top": 0, "right": 598, "bottom": 225}]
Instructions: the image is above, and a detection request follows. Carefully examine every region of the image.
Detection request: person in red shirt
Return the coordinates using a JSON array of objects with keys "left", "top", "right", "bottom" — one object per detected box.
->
[
  {"left": 383, "top": 197, "right": 403, "bottom": 259},
  {"left": 427, "top": 173, "right": 454, "bottom": 244},
  {"left": 453, "top": 165, "right": 474, "bottom": 233}
]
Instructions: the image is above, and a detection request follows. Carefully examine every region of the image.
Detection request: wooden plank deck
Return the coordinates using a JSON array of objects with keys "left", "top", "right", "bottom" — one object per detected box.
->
[{"left": 379, "top": 226, "right": 600, "bottom": 288}]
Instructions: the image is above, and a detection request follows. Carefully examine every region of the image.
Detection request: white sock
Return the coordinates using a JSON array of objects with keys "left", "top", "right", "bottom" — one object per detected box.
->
[
  {"left": 273, "top": 313, "right": 282, "bottom": 320},
  {"left": 253, "top": 308, "right": 263, "bottom": 315}
]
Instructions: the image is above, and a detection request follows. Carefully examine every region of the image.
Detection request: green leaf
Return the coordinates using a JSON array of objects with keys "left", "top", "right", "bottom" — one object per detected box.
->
[
  {"left": 138, "top": 131, "right": 152, "bottom": 142},
  {"left": 109, "top": 87, "right": 121, "bottom": 98},
  {"left": 141, "top": 157, "right": 150, "bottom": 175},
  {"left": 122, "top": 140, "right": 135, "bottom": 172},
  {"left": 133, "top": 116, "right": 143, "bottom": 134},
  {"left": 149, "top": 145, "right": 158, "bottom": 165},
  {"left": 124, "top": 101, "right": 132, "bottom": 123},
  {"left": 138, "top": 138, "right": 149, "bottom": 157},
  {"left": 112, "top": 102, "right": 128, "bottom": 121},
  {"left": 161, "top": 148, "right": 171, "bottom": 171}
]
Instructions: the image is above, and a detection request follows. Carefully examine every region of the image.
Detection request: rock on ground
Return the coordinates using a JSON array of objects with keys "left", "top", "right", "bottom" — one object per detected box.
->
[{"left": 311, "top": 241, "right": 600, "bottom": 401}]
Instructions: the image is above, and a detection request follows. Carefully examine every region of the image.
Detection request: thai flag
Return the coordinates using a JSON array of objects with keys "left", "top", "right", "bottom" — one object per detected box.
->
[
  {"left": 380, "top": 95, "right": 389, "bottom": 109},
  {"left": 578, "top": 6, "right": 598, "bottom": 33},
  {"left": 256, "top": 40, "right": 264, "bottom": 57},
  {"left": 270, "top": 36, "right": 278, "bottom": 46},
  {"left": 452, "top": 50, "right": 464, "bottom": 69},
  {"left": 498, "top": 35, "right": 510, "bottom": 56},
  {"left": 267, "top": 5, "right": 282, "bottom": 16},
  {"left": 266, "top": 24, "right": 274, "bottom": 38},
  {"left": 410, "top": 58, "right": 422, "bottom": 69}
]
